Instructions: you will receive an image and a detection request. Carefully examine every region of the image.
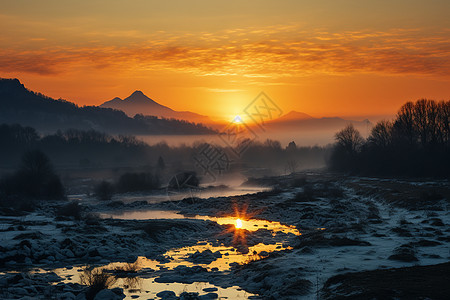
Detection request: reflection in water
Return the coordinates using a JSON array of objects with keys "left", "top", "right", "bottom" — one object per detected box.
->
[
  {"left": 102, "top": 210, "right": 301, "bottom": 236},
  {"left": 50, "top": 211, "right": 300, "bottom": 299},
  {"left": 47, "top": 237, "right": 290, "bottom": 299},
  {"left": 49, "top": 261, "right": 254, "bottom": 299},
  {"left": 161, "top": 241, "right": 291, "bottom": 271},
  {"left": 114, "top": 186, "right": 270, "bottom": 204},
  {"left": 235, "top": 218, "right": 243, "bottom": 229},
  {"left": 195, "top": 215, "right": 300, "bottom": 235},
  {"left": 101, "top": 210, "right": 182, "bottom": 220},
  {"left": 122, "top": 276, "right": 143, "bottom": 291}
]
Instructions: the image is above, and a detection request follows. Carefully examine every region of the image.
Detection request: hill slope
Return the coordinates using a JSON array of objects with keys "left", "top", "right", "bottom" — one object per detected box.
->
[{"left": 0, "top": 78, "right": 215, "bottom": 135}]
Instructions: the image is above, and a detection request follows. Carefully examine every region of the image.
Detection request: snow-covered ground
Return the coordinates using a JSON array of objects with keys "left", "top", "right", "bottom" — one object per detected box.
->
[{"left": 0, "top": 173, "right": 448, "bottom": 299}]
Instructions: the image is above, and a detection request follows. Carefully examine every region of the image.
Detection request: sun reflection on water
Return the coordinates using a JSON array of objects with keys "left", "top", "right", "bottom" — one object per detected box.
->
[
  {"left": 194, "top": 215, "right": 300, "bottom": 236},
  {"left": 235, "top": 218, "right": 243, "bottom": 229}
]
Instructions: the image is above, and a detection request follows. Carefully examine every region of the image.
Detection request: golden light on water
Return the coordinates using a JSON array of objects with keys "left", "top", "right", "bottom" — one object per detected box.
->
[{"left": 235, "top": 218, "right": 243, "bottom": 229}]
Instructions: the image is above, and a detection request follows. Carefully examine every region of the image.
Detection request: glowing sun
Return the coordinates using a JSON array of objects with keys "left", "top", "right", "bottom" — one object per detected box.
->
[
  {"left": 235, "top": 218, "right": 243, "bottom": 229},
  {"left": 233, "top": 115, "right": 243, "bottom": 124}
]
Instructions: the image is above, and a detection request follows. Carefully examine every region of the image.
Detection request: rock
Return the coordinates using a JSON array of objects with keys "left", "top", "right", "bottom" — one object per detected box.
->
[
  {"left": 46, "top": 272, "right": 62, "bottom": 282},
  {"left": 156, "top": 290, "right": 177, "bottom": 299},
  {"left": 55, "top": 252, "right": 65, "bottom": 260},
  {"left": 202, "top": 287, "right": 218, "bottom": 292},
  {"left": 25, "top": 285, "right": 38, "bottom": 294},
  {"left": 24, "top": 257, "right": 33, "bottom": 264},
  {"left": 187, "top": 250, "right": 222, "bottom": 264},
  {"left": 155, "top": 254, "right": 173, "bottom": 264},
  {"left": 389, "top": 245, "right": 418, "bottom": 262},
  {"left": 75, "top": 292, "right": 87, "bottom": 300},
  {"left": 57, "top": 292, "right": 76, "bottom": 300},
  {"left": 20, "top": 245, "right": 31, "bottom": 257},
  {"left": 8, "top": 287, "right": 28, "bottom": 295},
  {"left": 411, "top": 239, "right": 442, "bottom": 247},
  {"left": 0, "top": 277, "right": 7, "bottom": 287},
  {"left": 94, "top": 289, "right": 124, "bottom": 300},
  {"left": 179, "top": 292, "right": 199, "bottom": 300},
  {"left": 64, "top": 249, "right": 75, "bottom": 258},
  {"left": 200, "top": 293, "right": 218, "bottom": 299},
  {"left": 88, "top": 249, "right": 100, "bottom": 257},
  {"left": 110, "top": 287, "right": 125, "bottom": 296}
]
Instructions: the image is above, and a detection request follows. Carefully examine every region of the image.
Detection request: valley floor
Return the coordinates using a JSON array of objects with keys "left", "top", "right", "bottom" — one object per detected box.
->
[{"left": 0, "top": 172, "right": 449, "bottom": 299}]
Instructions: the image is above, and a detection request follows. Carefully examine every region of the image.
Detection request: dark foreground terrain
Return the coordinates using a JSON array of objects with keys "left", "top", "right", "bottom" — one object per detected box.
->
[
  {"left": 322, "top": 262, "right": 450, "bottom": 300},
  {"left": 0, "top": 172, "right": 449, "bottom": 299}
]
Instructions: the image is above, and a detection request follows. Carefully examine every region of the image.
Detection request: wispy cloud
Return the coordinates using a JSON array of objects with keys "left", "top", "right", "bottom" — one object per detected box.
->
[
  {"left": 205, "top": 88, "right": 244, "bottom": 93},
  {"left": 1, "top": 26, "right": 449, "bottom": 78}
]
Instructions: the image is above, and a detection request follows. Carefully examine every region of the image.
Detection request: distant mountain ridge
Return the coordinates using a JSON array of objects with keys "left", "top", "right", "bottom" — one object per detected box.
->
[
  {"left": 258, "top": 109, "right": 370, "bottom": 131},
  {"left": 0, "top": 77, "right": 373, "bottom": 140},
  {"left": 100, "top": 91, "right": 212, "bottom": 124},
  {"left": 0, "top": 78, "right": 216, "bottom": 135},
  {"left": 263, "top": 110, "right": 371, "bottom": 141},
  {"left": 276, "top": 110, "right": 314, "bottom": 121}
]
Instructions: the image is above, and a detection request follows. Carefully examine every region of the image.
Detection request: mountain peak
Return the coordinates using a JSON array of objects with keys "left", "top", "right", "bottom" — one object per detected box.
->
[
  {"left": 100, "top": 90, "right": 176, "bottom": 116},
  {"left": 124, "top": 90, "right": 154, "bottom": 103},
  {"left": 130, "top": 90, "right": 145, "bottom": 97},
  {"left": 99, "top": 90, "right": 214, "bottom": 123},
  {"left": 277, "top": 110, "right": 314, "bottom": 121}
]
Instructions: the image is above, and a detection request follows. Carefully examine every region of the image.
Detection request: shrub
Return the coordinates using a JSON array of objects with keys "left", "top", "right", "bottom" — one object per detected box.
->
[
  {"left": 0, "top": 150, "right": 65, "bottom": 201},
  {"left": 94, "top": 181, "right": 114, "bottom": 200},
  {"left": 80, "top": 268, "right": 117, "bottom": 300},
  {"left": 114, "top": 261, "right": 140, "bottom": 275},
  {"left": 84, "top": 212, "right": 101, "bottom": 225},
  {"left": 56, "top": 201, "right": 82, "bottom": 220}
]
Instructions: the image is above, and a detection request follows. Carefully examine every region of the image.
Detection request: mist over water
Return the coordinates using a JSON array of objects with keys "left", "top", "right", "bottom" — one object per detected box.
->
[
  {"left": 136, "top": 119, "right": 372, "bottom": 148},
  {"left": 137, "top": 130, "right": 342, "bottom": 148}
]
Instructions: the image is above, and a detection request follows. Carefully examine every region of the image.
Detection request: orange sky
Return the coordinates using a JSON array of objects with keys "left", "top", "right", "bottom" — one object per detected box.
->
[{"left": 1, "top": 0, "right": 449, "bottom": 121}]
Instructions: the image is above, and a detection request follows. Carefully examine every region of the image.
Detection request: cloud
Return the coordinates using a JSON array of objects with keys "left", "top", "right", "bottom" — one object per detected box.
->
[
  {"left": 1, "top": 26, "right": 449, "bottom": 78},
  {"left": 205, "top": 88, "right": 244, "bottom": 93}
]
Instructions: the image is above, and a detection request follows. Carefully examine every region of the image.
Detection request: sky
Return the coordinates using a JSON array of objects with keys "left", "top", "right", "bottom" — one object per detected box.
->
[{"left": 1, "top": 0, "right": 449, "bottom": 121}]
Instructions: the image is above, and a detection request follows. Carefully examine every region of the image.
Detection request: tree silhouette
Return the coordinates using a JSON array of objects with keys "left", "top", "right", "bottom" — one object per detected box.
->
[
  {"left": 330, "top": 99, "right": 450, "bottom": 177},
  {"left": 335, "top": 124, "right": 364, "bottom": 155},
  {"left": 157, "top": 156, "right": 166, "bottom": 170},
  {"left": 0, "top": 150, "right": 65, "bottom": 201},
  {"left": 368, "top": 120, "right": 393, "bottom": 149}
]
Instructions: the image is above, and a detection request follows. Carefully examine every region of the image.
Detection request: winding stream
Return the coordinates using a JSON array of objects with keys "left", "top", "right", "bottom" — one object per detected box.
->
[{"left": 47, "top": 210, "right": 300, "bottom": 299}]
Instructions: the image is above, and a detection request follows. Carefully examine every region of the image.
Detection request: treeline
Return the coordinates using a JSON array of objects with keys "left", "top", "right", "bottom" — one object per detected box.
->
[
  {"left": 238, "top": 139, "right": 330, "bottom": 173},
  {"left": 0, "top": 123, "right": 329, "bottom": 174},
  {"left": 329, "top": 99, "right": 450, "bottom": 177},
  {"left": 0, "top": 124, "right": 154, "bottom": 168}
]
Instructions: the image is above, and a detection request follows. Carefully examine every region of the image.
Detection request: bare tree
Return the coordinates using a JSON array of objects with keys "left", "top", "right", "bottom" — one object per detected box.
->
[
  {"left": 334, "top": 124, "right": 364, "bottom": 155},
  {"left": 436, "top": 100, "right": 450, "bottom": 145},
  {"left": 394, "top": 101, "right": 416, "bottom": 145},
  {"left": 368, "top": 120, "right": 393, "bottom": 148}
]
